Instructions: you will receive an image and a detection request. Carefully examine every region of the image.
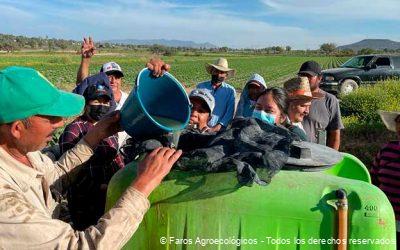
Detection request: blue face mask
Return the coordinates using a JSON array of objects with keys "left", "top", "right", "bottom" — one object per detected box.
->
[{"left": 252, "top": 109, "right": 276, "bottom": 125}]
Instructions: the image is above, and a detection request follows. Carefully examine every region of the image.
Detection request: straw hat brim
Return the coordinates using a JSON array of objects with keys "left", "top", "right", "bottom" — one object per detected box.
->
[
  {"left": 288, "top": 95, "right": 314, "bottom": 102},
  {"left": 288, "top": 92, "right": 323, "bottom": 101},
  {"left": 206, "top": 64, "right": 236, "bottom": 78},
  {"left": 379, "top": 110, "right": 400, "bottom": 132}
]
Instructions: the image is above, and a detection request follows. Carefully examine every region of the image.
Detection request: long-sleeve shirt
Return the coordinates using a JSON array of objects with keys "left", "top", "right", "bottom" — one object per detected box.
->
[
  {"left": 0, "top": 139, "right": 149, "bottom": 249},
  {"left": 370, "top": 140, "right": 400, "bottom": 221},
  {"left": 59, "top": 116, "right": 125, "bottom": 176},
  {"left": 196, "top": 81, "right": 236, "bottom": 127},
  {"left": 59, "top": 116, "right": 125, "bottom": 229}
]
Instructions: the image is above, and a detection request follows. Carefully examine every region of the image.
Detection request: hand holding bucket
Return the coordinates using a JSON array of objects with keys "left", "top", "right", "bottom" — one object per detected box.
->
[{"left": 120, "top": 68, "right": 191, "bottom": 140}]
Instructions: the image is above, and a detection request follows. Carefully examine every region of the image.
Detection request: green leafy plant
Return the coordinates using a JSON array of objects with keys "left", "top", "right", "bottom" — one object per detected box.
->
[{"left": 341, "top": 81, "right": 400, "bottom": 122}]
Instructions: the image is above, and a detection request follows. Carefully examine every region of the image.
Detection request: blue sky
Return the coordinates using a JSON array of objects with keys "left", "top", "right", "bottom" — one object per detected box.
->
[{"left": 1, "top": 0, "right": 399, "bottom": 49}]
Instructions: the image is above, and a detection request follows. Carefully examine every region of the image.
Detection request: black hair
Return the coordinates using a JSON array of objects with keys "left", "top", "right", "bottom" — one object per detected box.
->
[{"left": 257, "top": 87, "right": 289, "bottom": 115}]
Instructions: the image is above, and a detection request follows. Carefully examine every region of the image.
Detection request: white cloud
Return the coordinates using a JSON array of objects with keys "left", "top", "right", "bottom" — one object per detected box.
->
[
  {"left": 1, "top": 0, "right": 399, "bottom": 49},
  {"left": 0, "top": 4, "right": 38, "bottom": 36},
  {"left": 27, "top": 1, "right": 316, "bottom": 48},
  {"left": 0, "top": 4, "right": 34, "bottom": 19},
  {"left": 261, "top": 0, "right": 400, "bottom": 21}
]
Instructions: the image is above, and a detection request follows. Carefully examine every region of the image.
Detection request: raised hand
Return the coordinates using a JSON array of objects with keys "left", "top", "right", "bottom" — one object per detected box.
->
[
  {"left": 81, "top": 37, "right": 96, "bottom": 59},
  {"left": 146, "top": 58, "right": 171, "bottom": 77}
]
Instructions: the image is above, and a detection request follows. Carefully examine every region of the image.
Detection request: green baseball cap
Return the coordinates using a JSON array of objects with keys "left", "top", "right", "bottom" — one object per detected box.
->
[{"left": 0, "top": 66, "right": 84, "bottom": 124}]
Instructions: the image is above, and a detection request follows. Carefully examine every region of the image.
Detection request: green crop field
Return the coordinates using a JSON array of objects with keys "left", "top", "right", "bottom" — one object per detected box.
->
[{"left": 0, "top": 51, "right": 347, "bottom": 91}]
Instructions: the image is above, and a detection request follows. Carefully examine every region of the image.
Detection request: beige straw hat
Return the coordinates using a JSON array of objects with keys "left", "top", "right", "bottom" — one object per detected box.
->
[
  {"left": 378, "top": 110, "right": 400, "bottom": 132},
  {"left": 283, "top": 76, "right": 324, "bottom": 101},
  {"left": 205, "top": 58, "right": 236, "bottom": 78}
]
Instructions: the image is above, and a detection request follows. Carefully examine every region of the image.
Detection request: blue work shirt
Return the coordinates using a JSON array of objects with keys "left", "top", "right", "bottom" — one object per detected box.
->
[{"left": 196, "top": 81, "right": 236, "bottom": 127}]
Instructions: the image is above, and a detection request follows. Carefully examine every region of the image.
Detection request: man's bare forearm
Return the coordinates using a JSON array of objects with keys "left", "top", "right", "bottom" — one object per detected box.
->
[
  {"left": 76, "top": 58, "right": 91, "bottom": 84},
  {"left": 327, "top": 129, "right": 341, "bottom": 151}
]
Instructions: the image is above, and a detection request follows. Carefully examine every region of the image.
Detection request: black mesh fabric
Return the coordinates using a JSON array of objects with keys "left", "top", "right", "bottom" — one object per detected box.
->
[
  {"left": 177, "top": 118, "right": 294, "bottom": 186},
  {"left": 121, "top": 118, "right": 298, "bottom": 186}
]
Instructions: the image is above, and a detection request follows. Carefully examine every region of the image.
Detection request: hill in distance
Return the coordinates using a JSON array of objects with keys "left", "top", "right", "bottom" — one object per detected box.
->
[
  {"left": 102, "top": 38, "right": 217, "bottom": 49},
  {"left": 338, "top": 39, "right": 400, "bottom": 51}
]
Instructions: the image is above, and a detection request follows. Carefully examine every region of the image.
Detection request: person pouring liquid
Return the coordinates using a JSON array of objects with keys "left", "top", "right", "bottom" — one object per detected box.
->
[{"left": 0, "top": 61, "right": 180, "bottom": 249}]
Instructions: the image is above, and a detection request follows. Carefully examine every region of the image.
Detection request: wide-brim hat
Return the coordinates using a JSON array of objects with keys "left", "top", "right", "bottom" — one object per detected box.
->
[
  {"left": 206, "top": 57, "right": 236, "bottom": 78},
  {"left": 284, "top": 76, "right": 324, "bottom": 101},
  {"left": 379, "top": 110, "right": 400, "bottom": 132}
]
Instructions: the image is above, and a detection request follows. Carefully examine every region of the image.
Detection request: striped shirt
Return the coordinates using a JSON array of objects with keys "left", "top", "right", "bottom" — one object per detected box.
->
[{"left": 370, "top": 140, "right": 400, "bottom": 220}]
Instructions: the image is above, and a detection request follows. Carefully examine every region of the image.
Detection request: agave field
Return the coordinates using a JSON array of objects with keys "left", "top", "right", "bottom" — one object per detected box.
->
[{"left": 0, "top": 51, "right": 347, "bottom": 91}]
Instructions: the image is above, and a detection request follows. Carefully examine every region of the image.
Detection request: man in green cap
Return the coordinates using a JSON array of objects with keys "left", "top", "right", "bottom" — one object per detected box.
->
[{"left": 0, "top": 65, "right": 181, "bottom": 248}]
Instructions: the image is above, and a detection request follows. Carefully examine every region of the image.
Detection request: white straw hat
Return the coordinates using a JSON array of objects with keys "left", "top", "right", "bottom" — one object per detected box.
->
[
  {"left": 378, "top": 110, "right": 400, "bottom": 132},
  {"left": 205, "top": 58, "right": 235, "bottom": 78}
]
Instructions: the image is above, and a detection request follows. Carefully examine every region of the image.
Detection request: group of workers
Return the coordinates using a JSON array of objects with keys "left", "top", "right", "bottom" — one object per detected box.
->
[
  {"left": 190, "top": 57, "right": 343, "bottom": 149},
  {"left": 0, "top": 36, "right": 399, "bottom": 248}
]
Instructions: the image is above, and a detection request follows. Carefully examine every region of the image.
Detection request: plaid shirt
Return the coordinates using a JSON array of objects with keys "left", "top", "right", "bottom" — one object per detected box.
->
[
  {"left": 59, "top": 116, "right": 125, "bottom": 229},
  {"left": 59, "top": 116, "right": 124, "bottom": 174}
]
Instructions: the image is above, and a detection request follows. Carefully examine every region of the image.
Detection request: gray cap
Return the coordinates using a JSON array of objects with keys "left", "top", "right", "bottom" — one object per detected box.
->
[
  {"left": 247, "top": 73, "right": 267, "bottom": 88},
  {"left": 100, "top": 62, "right": 124, "bottom": 77},
  {"left": 189, "top": 88, "right": 215, "bottom": 113}
]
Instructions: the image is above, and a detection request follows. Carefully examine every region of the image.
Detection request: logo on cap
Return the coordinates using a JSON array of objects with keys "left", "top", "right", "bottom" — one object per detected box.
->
[{"left": 96, "top": 83, "right": 105, "bottom": 90}]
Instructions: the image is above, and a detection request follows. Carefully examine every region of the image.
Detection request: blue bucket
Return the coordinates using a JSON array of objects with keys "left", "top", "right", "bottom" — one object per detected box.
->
[{"left": 120, "top": 68, "right": 191, "bottom": 138}]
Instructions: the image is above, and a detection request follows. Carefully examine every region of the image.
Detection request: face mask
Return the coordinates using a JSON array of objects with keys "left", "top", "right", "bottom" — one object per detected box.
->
[
  {"left": 211, "top": 74, "right": 225, "bottom": 85},
  {"left": 252, "top": 109, "right": 276, "bottom": 125},
  {"left": 88, "top": 104, "right": 111, "bottom": 121}
]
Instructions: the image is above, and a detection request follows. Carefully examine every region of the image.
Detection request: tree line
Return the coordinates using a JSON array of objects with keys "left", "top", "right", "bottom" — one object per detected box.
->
[
  {"left": 1, "top": 34, "right": 399, "bottom": 57},
  {"left": 0, "top": 34, "right": 79, "bottom": 52}
]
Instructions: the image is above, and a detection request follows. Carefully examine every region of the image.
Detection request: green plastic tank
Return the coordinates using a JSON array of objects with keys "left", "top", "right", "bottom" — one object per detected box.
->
[{"left": 106, "top": 154, "right": 396, "bottom": 249}]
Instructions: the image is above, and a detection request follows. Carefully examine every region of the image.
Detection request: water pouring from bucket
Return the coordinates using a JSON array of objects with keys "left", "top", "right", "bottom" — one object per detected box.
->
[{"left": 120, "top": 68, "right": 191, "bottom": 143}]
